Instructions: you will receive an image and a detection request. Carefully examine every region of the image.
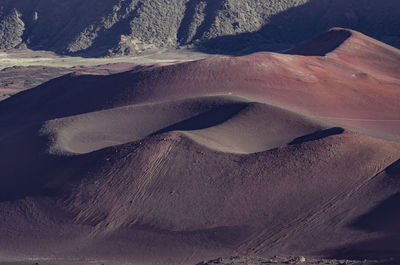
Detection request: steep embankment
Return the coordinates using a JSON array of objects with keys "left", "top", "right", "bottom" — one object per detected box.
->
[
  {"left": 0, "top": 29, "right": 400, "bottom": 264},
  {"left": 0, "top": 0, "right": 400, "bottom": 56}
]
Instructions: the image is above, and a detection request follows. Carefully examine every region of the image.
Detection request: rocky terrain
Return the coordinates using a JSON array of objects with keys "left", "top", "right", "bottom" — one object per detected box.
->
[{"left": 0, "top": 0, "right": 399, "bottom": 56}]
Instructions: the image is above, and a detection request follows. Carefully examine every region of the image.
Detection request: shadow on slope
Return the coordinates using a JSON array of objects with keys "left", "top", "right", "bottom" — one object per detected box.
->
[
  {"left": 197, "top": 0, "right": 400, "bottom": 55},
  {"left": 153, "top": 103, "right": 248, "bottom": 135},
  {"left": 353, "top": 193, "right": 400, "bottom": 233},
  {"left": 289, "top": 127, "right": 344, "bottom": 145},
  {"left": 351, "top": 159, "right": 400, "bottom": 234},
  {"left": 385, "top": 159, "right": 400, "bottom": 175},
  {"left": 327, "top": 159, "right": 400, "bottom": 261},
  {"left": 0, "top": 123, "right": 103, "bottom": 202},
  {"left": 287, "top": 29, "right": 352, "bottom": 56}
]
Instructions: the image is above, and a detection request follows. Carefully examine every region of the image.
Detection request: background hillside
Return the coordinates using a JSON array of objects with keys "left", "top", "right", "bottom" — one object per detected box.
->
[
  {"left": 0, "top": 0, "right": 400, "bottom": 56},
  {"left": 0, "top": 0, "right": 399, "bottom": 56}
]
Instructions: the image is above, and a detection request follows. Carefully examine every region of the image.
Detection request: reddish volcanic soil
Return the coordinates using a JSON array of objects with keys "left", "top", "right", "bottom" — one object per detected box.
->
[{"left": 0, "top": 28, "right": 400, "bottom": 265}]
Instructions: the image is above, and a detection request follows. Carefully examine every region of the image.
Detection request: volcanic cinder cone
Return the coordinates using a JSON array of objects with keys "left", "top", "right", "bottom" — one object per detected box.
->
[{"left": 0, "top": 28, "right": 400, "bottom": 265}]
